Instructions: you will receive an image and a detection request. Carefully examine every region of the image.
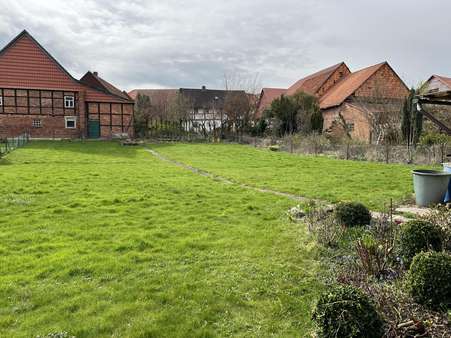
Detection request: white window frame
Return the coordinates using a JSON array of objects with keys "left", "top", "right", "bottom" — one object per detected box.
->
[
  {"left": 32, "top": 119, "right": 42, "bottom": 128},
  {"left": 0, "top": 96, "right": 3, "bottom": 106},
  {"left": 64, "top": 95, "right": 75, "bottom": 108},
  {"left": 65, "top": 116, "right": 77, "bottom": 129}
]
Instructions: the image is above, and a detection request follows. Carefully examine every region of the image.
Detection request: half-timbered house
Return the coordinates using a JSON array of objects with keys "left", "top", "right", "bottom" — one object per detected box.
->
[{"left": 0, "top": 30, "right": 134, "bottom": 139}]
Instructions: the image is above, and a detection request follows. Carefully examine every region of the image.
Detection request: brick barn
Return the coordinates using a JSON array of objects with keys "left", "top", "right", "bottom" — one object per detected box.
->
[
  {"left": 255, "top": 62, "right": 351, "bottom": 119},
  {"left": 0, "top": 30, "right": 134, "bottom": 139},
  {"left": 320, "top": 62, "right": 409, "bottom": 142},
  {"left": 256, "top": 61, "right": 409, "bottom": 143}
]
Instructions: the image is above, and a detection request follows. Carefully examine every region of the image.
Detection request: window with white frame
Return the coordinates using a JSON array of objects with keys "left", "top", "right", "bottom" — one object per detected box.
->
[
  {"left": 0, "top": 96, "right": 3, "bottom": 106},
  {"left": 32, "top": 119, "right": 42, "bottom": 128},
  {"left": 64, "top": 95, "right": 74, "bottom": 108},
  {"left": 65, "top": 116, "right": 77, "bottom": 129}
]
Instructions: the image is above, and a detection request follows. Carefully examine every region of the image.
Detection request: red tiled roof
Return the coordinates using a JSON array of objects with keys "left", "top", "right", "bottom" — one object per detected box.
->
[
  {"left": 319, "top": 62, "right": 386, "bottom": 109},
  {"left": 285, "top": 62, "right": 348, "bottom": 96},
  {"left": 255, "top": 87, "right": 286, "bottom": 118},
  {"left": 256, "top": 63, "right": 349, "bottom": 118},
  {"left": 128, "top": 89, "right": 178, "bottom": 100},
  {"left": 0, "top": 30, "right": 131, "bottom": 103},
  {"left": 432, "top": 75, "right": 451, "bottom": 90},
  {"left": 128, "top": 89, "right": 178, "bottom": 103},
  {"left": 80, "top": 71, "right": 133, "bottom": 102}
]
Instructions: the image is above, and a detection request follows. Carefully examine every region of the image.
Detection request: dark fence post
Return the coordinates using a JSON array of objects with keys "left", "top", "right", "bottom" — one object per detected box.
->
[
  {"left": 1, "top": 132, "right": 30, "bottom": 157},
  {"left": 385, "top": 144, "right": 389, "bottom": 164}
]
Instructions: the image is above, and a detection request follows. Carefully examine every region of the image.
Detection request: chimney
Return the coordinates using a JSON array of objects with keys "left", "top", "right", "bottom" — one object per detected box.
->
[
  {"left": 93, "top": 71, "right": 98, "bottom": 76},
  {"left": 201, "top": 85, "right": 206, "bottom": 90}
]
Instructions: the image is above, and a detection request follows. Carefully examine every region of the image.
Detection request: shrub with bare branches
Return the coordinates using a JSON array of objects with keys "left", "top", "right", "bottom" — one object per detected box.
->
[{"left": 304, "top": 201, "right": 344, "bottom": 247}]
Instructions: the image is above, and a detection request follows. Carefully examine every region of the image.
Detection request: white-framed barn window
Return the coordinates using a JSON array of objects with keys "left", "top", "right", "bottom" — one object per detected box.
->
[
  {"left": 64, "top": 95, "right": 74, "bottom": 108},
  {"left": 32, "top": 119, "right": 42, "bottom": 128},
  {"left": 0, "top": 96, "right": 3, "bottom": 106},
  {"left": 65, "top": 116, "right": 77, "bottom": 129}
]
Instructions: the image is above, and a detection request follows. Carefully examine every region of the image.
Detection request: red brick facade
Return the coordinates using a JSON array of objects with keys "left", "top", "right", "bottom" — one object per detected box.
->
[
  {"left": 0, "top": 30, "right": 134, "bottom": 139},
  {"left": 316, "top": 63, "right": 351, "bottom": 98},
  {"left": 323, "top": 103, "right": 374, "bottom": 141},
  {"left": 321, "top": 63, "right": 409, "bottom": 142},
  {"left": 354, "top": 63, "right": 408, "bottom": 100},
  {"left": 87, "top": 102, "right": 133, "bottom": 139}
]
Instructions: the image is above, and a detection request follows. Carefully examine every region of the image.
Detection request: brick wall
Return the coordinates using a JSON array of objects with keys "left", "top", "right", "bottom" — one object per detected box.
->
[
  {"left": 0, "top": 115, "right": 81, "bottom": 138},
  {"left": 87, "top": 102, "right": 134, "bottom": 138},
  {"left": 323, "top": 101, "right": 405, "bottom": 143},
  {"left": 317, "top": 63, "right": 351, "bottom": 98},
  {"left": 322, "top": 106, "right": 340, "bottom": 133},
  {"left": 323, "top": 104, "right": 371, "bottom": 142},
  {"left": 0, "top": 88, "right": 81, "bottom": 138},
  {"left": 354, "top": 63, "right": 409, "bottom": 99},
  {"left": 0, "top": 87, "right": 134, "bottom": 139}
]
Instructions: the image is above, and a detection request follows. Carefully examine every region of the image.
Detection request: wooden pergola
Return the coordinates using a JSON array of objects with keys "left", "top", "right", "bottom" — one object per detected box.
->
[{"left": 415, "top": 90, "right": 451, "bottom": 135}]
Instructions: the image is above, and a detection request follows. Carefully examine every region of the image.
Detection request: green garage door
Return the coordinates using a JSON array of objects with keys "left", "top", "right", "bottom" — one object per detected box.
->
[{"left": 88, "top": 120, "right": 100, "bottom": 139}]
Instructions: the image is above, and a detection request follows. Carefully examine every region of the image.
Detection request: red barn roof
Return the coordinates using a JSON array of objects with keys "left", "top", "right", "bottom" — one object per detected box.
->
[
  {"left": 256, "top": 63, "right": 350, "bottom": 117},
  {"left": 0, "top": 30, "right": 132, "bottom": 103},
  {"left": 128, "top": 89, "right": 178, "bottom": 101},
  {"left": 80, "top": 71, "right": 133, "bottom": 101},
  {"left": 319, "top": 62, "right": 386, "bottom": 109},
  {"left": 430, "top": 75, "right": 451, "bottom": 90},
  {"left": 255, "top": 87, "right": 286, "bottom": 118},
  {"left": 285, "top": 62, "right": 349, "bottom": 96}
]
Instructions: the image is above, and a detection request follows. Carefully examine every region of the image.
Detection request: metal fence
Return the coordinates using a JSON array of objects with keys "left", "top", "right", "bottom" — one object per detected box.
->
[
  {"left": 241, "top": 135, "right": 451, "bottom": 166},
  {"left": 0, "top": 132, "right": 30, "bottom": 157},
  {"left": 143, "top": 118, "right": 243, "bottom": 142}
]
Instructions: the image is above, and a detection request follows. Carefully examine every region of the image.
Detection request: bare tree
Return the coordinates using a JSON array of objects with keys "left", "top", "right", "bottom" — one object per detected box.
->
[
  {"left": 133, "top": 94, "right": 152, "bottom": 137},
  {"left": 223, "top": 72, "right": 261, "bottom": 139},
  {"left": 169, "top": 92, "right": 195, "bottom": 131},
  {"left": 353, "top": 77, "right": 404, "bottom": 144},
  {"left": 149, "top": 90, "right": 175, "bottom": 120}
]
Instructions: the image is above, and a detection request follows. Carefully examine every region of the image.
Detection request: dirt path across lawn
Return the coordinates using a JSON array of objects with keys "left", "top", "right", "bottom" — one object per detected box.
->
[
  {"left": 145, "top": 147, "right": 315, "bottom": 203},
  {"left": 144, "top": 147, "right": 413, "bottom": 222}
]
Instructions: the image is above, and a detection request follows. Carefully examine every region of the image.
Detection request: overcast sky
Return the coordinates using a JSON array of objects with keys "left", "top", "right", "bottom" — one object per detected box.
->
[{"left": 0, "top": 0, "right": 450, "bottom": 92}]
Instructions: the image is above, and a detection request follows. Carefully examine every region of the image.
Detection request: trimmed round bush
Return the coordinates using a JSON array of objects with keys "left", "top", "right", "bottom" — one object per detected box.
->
[
  {"left": 312, "top": 284, "right": 385, "bottom": 338},
  {"left": 334, "top": 202, "right": 371, "bottom": 227},
  {"left": 406, "top": 251, "right": 451, "bottom": 309},
  {"left": 399, "top": 220, "right": 443, "bottom": 267}
]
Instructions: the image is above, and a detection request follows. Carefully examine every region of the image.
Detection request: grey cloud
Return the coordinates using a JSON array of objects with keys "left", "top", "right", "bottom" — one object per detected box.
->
[{"left": 0, "top": 0, "right": 450, "bottom": 91}]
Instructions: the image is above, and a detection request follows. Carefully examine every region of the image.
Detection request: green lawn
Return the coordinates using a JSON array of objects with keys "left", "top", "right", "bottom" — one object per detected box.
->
[
  {"left": 150, "top": 143, "right": 423, "bottom": 210},
  {"left": 0, "top": 141, "right": 321, "bottom": 337}
]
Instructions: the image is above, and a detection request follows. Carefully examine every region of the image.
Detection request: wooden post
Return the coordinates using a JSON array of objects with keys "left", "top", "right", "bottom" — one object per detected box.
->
[
  {"left": 390, "top": 198, "right": 393, "bottom": 225},
  {"left": 385, "top": 144, "right": 389, "bottom": 164}
]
